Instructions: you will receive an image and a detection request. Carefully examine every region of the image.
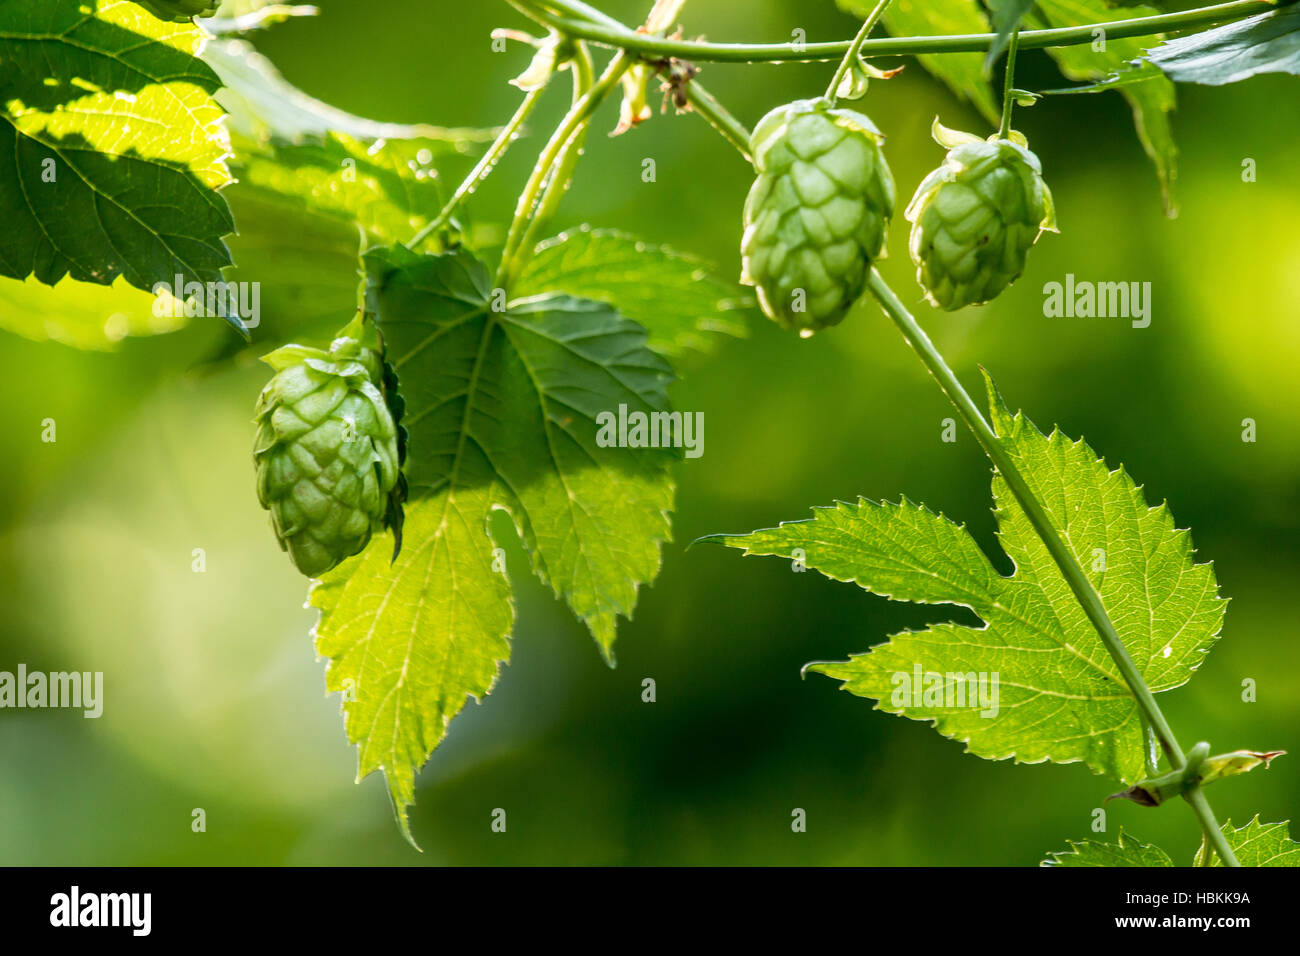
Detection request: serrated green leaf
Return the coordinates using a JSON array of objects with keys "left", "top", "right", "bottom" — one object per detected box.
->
[
  {"left": 1144, "top": 6, "right": 1300, "bottom": 86},
  {"left": 310, "top": 485, "right": 513, "bottom": 847},
  {"left": 517, "top": 227, "right": 752, "bottom": 359},
  {"left": 711, "top": 372, "right": 1224, "bottom": 783},
  {"left": 1032, "top": 0, "right": 1178, "bottom": 214},
  {"left": 0, "top": 0, "right": 233, "bottom": 295},
  {"left": 310, "top": 245, "right": 676, "bottom": 841},
  {"left": 0, "top": 274, "right": 187, "bottom": 350},
  {"left": 1195, "top": 817, "right": 1300, "bottom": 867},
  {"left": 838, "top": 0, "right": 999, "bottom": 123},
  {"left": 1041, "top": 829, "right": 1174, "bottom": 866}
]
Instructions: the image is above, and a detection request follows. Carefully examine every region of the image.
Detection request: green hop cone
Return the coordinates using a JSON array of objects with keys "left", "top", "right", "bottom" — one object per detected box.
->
[
  {"left": 906, "top": 119, "right": 1057, "bottom": 311},
  {"left": 740, "top": 98, "right": 895, "bottom": 332},
  {"left": 133, "top": 0, "right": 220, "bottom": 21},
  {"left": 253, "top": 316, "right": 406, "bottom": 577}
]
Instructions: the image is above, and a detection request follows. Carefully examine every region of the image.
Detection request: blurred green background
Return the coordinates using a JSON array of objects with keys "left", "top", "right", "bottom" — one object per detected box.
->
[{"left": 1, "top": 0, "right": 1297, "bottom": 865}]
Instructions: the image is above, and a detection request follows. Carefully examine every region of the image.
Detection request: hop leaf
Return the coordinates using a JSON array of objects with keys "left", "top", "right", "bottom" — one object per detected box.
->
[
  {"left": 708, "top": 372, "right": 1224, "bottom": 784},
  {"left": 310, "top": 246, "right": 677, "bottom": 843},
  {"left": 740, "top": 98, "right": 895, "bottom": 331}
]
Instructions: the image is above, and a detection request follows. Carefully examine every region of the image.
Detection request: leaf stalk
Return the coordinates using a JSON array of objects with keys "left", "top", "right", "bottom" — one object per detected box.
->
[
  {"left": 495, "top": 49, "right": 634, "bottom": 289},
  {"left": 997, "top": 29, "right": 1020, "bottom": 140}
]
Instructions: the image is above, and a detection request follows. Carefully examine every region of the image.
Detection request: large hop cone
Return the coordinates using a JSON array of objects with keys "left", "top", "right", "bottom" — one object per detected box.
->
[
  {"left": 906, "top": 120, "right": 1057, "bottom": 311},
  {"left": 741, "top": 98, "right": 895, "bottom": 331},
  {"left": 253, "top": 316, "right": 405, "bottom": 577}
]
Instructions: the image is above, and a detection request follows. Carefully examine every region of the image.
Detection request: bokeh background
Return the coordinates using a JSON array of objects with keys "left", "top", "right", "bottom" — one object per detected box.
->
[{"left": 1, "top": 0, "right": 1297, "bottom": 865}]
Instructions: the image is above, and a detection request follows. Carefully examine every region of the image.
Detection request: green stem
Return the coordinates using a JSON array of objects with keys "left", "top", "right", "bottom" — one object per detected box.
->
[
  {"left": 520, "top": 0, "right": 753, "bottom": 165},
  {"left": 997, "top": 29, "right": 1020, "bottom": 140},
  {"left": 568, "top": 34, "right": 596, "bottom": 98},
  {"left": 495, "top": 49, "right": 633, "bottom": 290},
  {"left": 825, "top": 0, "right": 893, "bottom": 104},
  {"left": 1186, "top": 789, "right": 1237, "bottom": 866},
  {"left": 509, "top": 42, "right": 596, "bottom": 279},
  {"left": 866, "top": 271, "right": 1239, "bottom": 867},
  {"left": 406, "top": 86, "right": 545, "bottom": 250},
  {"left": 518, "top": 0, "right": 1271, "bottom": 64},
  {"left": 531, "top": 0, "right": 624, "bottom": 30}
]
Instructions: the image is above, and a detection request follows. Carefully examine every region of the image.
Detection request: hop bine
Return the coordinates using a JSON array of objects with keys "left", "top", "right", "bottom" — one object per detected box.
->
[
  {"left": 740, "top": 98, "right": 895, "bottom": 332},
  {"left": 253, "top": 316, "right": 406, "bottom": 577},
  {"left": 906, "top": 120, "right": 1057, "bottom": 311}
]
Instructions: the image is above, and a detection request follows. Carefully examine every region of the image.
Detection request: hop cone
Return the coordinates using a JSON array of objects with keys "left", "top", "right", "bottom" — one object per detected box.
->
[
  {"left": 134, "top": 0, "right": 220, "bottom": 21},
  {"left": 741, "top": 98, "right": 895, "bottom": 331},
  {"left": 906, "top": 122, "right": 1056, "bottom": 311},
  {"left": 253, "top": 317, "right": 405, "bottom": 577}
]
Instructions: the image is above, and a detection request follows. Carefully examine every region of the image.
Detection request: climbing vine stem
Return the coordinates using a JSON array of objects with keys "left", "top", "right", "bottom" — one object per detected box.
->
[
  {"left": 495, "top": 48, "right": 634, "bottom": 289},
  {"left": 516, "top": 0, "right": 1272, "bottom": 64},
  {"left": 511, "top": 40, "right": 597, "bottom": 274}
]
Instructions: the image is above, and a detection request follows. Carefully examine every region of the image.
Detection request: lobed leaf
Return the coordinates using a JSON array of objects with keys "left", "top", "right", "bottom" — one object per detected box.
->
[
  {"left": 310, "top": 246, "right": 677, "bottom": 841},
  {"left": 0, "top": 0, "right": 233, "bottom": 300},
  {"left": 711, "top": 372, "right": 1224, "bottom": 784}
]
